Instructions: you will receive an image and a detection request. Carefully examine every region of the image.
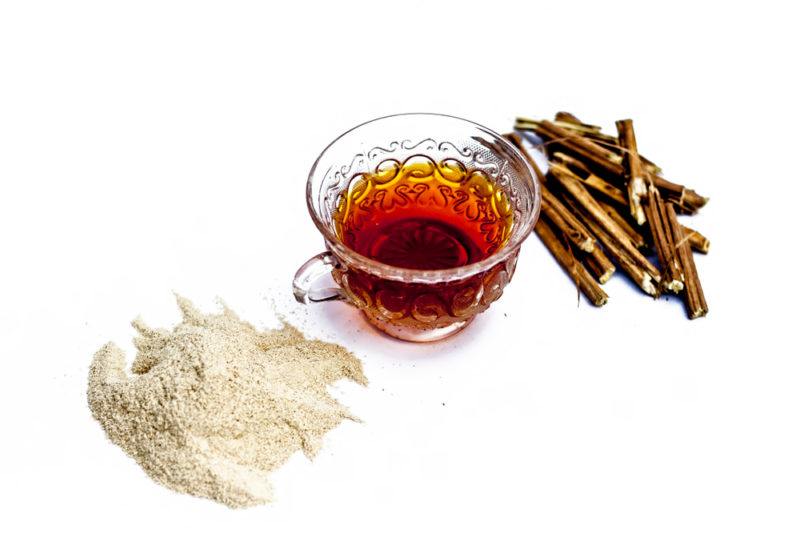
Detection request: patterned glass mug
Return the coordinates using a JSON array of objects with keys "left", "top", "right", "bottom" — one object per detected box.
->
[{"left": 293, "top": 113, "right": 541, "bottom": 342}]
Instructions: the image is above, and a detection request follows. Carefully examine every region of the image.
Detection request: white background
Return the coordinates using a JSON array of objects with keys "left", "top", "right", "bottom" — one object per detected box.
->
[{"left": 1, "top": 1, "right": 798, "bottom": 532}]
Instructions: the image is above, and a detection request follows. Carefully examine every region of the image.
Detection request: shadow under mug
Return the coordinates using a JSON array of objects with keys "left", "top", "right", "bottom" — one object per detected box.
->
[{"left": 293, "top": 113, "right": 541, "bottom": 342}]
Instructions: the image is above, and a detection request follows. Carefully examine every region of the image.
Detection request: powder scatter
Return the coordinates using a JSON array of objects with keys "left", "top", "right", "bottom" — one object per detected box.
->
[{"left": 87, "top": 295, "right": 367, "bottom": 508}]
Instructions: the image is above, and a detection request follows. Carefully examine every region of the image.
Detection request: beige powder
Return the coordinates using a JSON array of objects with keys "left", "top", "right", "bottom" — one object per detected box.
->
[{"left": 87, "top": 296, "right": 366, "bottom": 508}]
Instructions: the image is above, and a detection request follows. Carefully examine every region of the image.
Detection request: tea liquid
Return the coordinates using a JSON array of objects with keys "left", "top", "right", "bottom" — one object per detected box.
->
[{"left": 334, "top": 156, "right": 514, "bottom": 269}]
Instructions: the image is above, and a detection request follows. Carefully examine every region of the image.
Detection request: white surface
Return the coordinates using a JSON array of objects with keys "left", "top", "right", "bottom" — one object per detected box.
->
[{"left": 1, "top": 1, "right": 798, "bottom": 532}]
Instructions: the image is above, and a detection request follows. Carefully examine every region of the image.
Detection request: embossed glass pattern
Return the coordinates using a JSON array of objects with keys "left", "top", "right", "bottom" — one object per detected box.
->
[{"left": 294, "top": 113, "right": 540, "bottom": 342}]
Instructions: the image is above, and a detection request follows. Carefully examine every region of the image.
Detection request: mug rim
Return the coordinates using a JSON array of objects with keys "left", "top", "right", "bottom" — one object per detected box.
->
[{"left": 306, "top": 112, "right": 541, "bottom": 283}]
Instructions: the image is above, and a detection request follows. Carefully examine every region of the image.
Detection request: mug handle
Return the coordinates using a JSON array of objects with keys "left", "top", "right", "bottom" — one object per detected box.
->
[{"left": 293, "top": 251, "right": 346, "bottom": 304}]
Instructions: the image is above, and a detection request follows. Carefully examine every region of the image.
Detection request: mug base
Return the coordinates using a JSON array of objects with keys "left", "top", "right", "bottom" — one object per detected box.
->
[{"left": 363, "top": 314, "right": 474, "bottom": 342}]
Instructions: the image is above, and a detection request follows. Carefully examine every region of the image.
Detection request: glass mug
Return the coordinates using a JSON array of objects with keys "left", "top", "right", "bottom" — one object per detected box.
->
[{"left": 293, "top": 113, "right": 541, "bottom": 342}]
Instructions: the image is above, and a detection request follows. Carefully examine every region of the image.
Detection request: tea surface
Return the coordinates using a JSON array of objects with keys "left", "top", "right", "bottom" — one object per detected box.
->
[{"left": 334, "top": 156, "right": 514, "bottom": 269}]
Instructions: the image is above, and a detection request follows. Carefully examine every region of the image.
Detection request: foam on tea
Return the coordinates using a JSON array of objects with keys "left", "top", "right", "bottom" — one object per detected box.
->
[{"left": 333, "top": 156, "right": 514, "bottom": 269}]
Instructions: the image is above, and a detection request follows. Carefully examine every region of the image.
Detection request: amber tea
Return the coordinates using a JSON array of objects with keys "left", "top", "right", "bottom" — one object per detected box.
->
[
  {"left": 294, "top": 113, "right": 540, "bottom": 341},
  {"left": 326, "top": 155, "right": 519, "bottom": 338},
  {"left": 334, "top": 156, "right": 514, "bottom": 268}
]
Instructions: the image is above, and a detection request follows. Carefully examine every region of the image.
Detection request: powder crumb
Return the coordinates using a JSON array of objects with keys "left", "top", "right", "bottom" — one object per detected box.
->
[{"left": 87, "top": 295, "right": 367, "bottom": 508}]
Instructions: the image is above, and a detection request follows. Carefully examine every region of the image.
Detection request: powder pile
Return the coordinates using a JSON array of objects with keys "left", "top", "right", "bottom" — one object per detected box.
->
[{"left": 87, "top": 296, "right": 366, "bottom": 508}]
